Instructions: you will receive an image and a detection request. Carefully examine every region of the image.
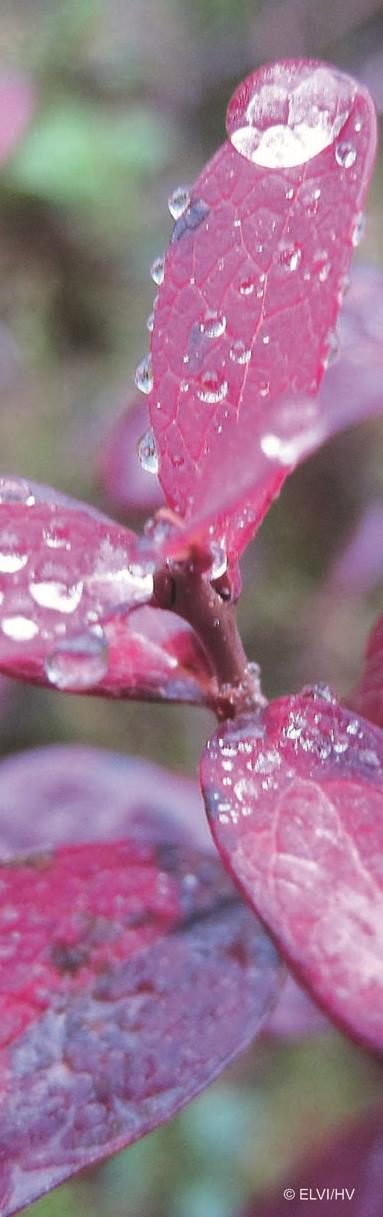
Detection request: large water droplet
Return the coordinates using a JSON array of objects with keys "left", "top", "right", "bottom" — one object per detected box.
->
[
  {"left": 137, "top": 429, "right": 159, "bottom": 475},
  {"left": 135, "top": 354, "right": 153, "bottom": 396},
  {"left": 198, "top": 312, "right": 226, "bottom": 338},
  {"left": 150, "top": 255, "right": 165, "bottom": 286},
  {"left": 45, "top": 627, "right": 108, "bottom": 691},
  {"left": 335, "top": 141, "right": 356, "bottom": 168},
  {"left": 0, "top": 477, "right": 35, "bottom": 505},
  {"left": 29, "top": 574, "right": 83, "bottom": 613},
  {"left": 229, "top": 339, "right": 251, "bottom": 364},
  {"left": 227, "top": 63, "right": 356, "bottom": 168},
  {"left": 197, "top": 372, "right": 228, "bottom": 404},
  {"left": 1, "top": 615, "right": 38, "bottom": 641},
  {"left": 168, "top": 186, "right": 190, "bottom": 220}
]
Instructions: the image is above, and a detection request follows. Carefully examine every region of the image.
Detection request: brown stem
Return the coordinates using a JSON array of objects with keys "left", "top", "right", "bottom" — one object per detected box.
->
[{"left": 153, "top": 562, "right": 265, "bottom": 720}]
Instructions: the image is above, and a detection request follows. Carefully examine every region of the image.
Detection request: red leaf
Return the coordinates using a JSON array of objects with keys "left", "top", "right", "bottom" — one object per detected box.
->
[
  {"left": 0, "top": 748, "right": 282, "bottom": 1215},
  {"left": 0, "top": 480, "right": 216, "bottom": 702},
  {"left": 348, "top": 612, "right": 383, "bottom": 729},
  {"left": 102, "top": 606, "right": 215, "bottom": 704},
  {"left": 200, "top": 686, "right": 383, "bottom": 1051},
  {"left": 241, "top": 1103, "right": 383, "bottom": 1216},
  {"left": 99, "top": 396, "right": 163, "bottom": 517},
  {"left": 147, "top": 61, "right": 376, "bottom": 562}
]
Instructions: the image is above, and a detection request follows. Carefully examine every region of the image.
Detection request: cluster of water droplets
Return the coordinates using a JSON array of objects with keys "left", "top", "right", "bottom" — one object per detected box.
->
[{"left": 226, "top": 63, "right": 357, "bottom": 169}]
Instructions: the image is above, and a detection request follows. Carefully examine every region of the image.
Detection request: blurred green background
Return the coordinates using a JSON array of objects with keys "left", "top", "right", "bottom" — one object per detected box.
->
[{"left": 0, "top": 1, "right": 382, "bottom": 1214}]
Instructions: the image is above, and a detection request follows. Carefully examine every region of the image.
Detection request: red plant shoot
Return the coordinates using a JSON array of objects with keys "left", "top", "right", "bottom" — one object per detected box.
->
[{"left": 0, "top": 58, "right": 381, "bottom": 1216}]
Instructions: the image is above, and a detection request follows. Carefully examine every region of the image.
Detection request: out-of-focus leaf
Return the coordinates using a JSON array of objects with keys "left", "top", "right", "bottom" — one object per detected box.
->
[
  {"left": 0, "top": 746, "right": 282, "bottom": 1216},
  {"left": 241, "top": 1103, "right": 383, "bottom": 1216},
  {"left": 0, "top": 69, "right": 35, "bottom": 165},
  {"left": 6, "top": 101, "right": 174, "bottom": 206},
  {"left": 99, "top": 395, "right": 163, "bottom": 517},
  {"left": 201, "top": 686, "right": 383, "bottom": 1051},
  {"left": 348, "top": 612, "right": 383, "bottom": 728}
]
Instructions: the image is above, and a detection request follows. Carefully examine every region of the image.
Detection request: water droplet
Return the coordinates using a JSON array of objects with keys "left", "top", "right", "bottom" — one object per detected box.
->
[
  {"left": 259, "top": 381, "right": 270, "bottom": 397},
  {"left": 135, "top": 354, "right": 153, "bottom": 396},
  {"left": 197, "top": 372, "right": 228, "bottom": 405},
  {"left": 285, "top": 186, "right": 295, "bottom": 200},
  {"left": 0, "top": 477, "right": 35, "bottom": 505},
  {"left": 198, "top": 312, "right": 226, "bottom": 339},
  {"left": 146, "top": 311, "right": 154, "bottom": 332},
  {"left": 262, "top": 334, "right": 270, "bottom": 345},
  {"left": 209, "top": 541, "right": 227, "bottom": 580},
  {"left": 137, "top": 429, "right": 159, "bottom": 475},
  {"left": 150, "top": 255, "right": 165, "bottom": 286},
  {"left": 0, "top": 531, "right": 28, "bottom": 572},
  {"left": 335, "top": 141, "right": 356, "bottom": 168},
  {"left": 352, "top": 212, "right": 365, "bottom": 247},
  {"left": 168, "top": 185, "right": 190, "bottom": 220},
  {"left": 239, "top": 276, "right": 255, "bottom": 296},
  {"left": 229, "top": 339, "right": 251, "bottom": 364},
  {"left": 278, "top": 243, "right": 302, "bottom": 271},
  {"left": 323, "top": 329, "right": 339, "bottom": 369},
  {"left": 29, "top": 576, "right": 83, "bottom": 613},
  {"left": 45, "top": 627, "right": 108, "bottom": 691},
  {"left": 227, "top": 63, "right": 356, "bottom": 168},
  {"left": 1, "top": 615, "right": 38, "bottom": 641}
]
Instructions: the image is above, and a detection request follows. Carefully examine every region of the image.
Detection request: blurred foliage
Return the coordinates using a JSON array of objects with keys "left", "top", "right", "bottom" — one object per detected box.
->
[{"left": 0, "top": 1, "right": 382, "bottom": 1214}]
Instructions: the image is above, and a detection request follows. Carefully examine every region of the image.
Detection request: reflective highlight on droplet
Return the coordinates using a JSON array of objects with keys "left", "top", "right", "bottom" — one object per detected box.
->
[{"left": 137, "top": 429, "right": 159, "bottom": 475}]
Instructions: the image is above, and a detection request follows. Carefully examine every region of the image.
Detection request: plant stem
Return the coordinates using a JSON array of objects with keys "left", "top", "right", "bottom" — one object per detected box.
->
[{"left": 153, "top": 562, "right": 265, "bottom": 719}]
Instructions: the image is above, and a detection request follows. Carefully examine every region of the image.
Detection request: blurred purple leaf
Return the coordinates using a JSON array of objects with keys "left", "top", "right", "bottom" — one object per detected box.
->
[{"left": 330, "top": 502, "right": 383, "bottom": 593}]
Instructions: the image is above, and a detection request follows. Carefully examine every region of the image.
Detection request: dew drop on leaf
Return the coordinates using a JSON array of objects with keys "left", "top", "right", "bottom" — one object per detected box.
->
[
  {"left": 168, "top": 185, "right": 190, "bottom": 220},
  {"left": 29, "top": 574, "right": 84, "bottom": 613},
  {"left": 137, "top": 429, "right": 159, "bottom": 475},
  {"left": 229, "top": 339, "right": 251, "bottom": 364},
  {"left": 335, "top": 141, "right": 357, "bottom": 168},
  {"left": 209, "top": 541, "right": 228, "bottom": 579},
  {"left": 352, "top": 212, "right": 366, "bottom": 246},
  {"left": 197, "top": 372, "right": 228, "bottom": 404},
  {"left": 227, "top": 63, "right": 356, "bottom": 168},
  {"left": 135, "top": 355, "right": 153, "bottom": 396},
  {"left": 146, "top": 311, "right": 155, "bottom": 333},
  {"left": 1, "top": 615, "right": 39, "bottom": 641},
  {"left": 198, "top": 312, "right": 226, "bottom": 338},
  {"left": 0, "top": 532, "right": 28, "bottom": 572},
  {"left": 150, "top": 255, "right": 165, "bottom": 286},
  {"left": 0, "top": 477, "right": 35, "bottom": 505},
  {"left": 278, "top": 243, "right": 302, "bottom": 271},
  {"left": 323, "top": 329, "right": 339, "bottom": 368},
  {"left": 44, "top": 627, "right": 109, "bottom": 690}
]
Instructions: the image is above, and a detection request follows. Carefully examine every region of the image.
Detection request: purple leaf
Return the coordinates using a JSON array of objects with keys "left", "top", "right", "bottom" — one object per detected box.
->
[{"left": 0, "top": 747, "right": 282, "bottom": 1215}]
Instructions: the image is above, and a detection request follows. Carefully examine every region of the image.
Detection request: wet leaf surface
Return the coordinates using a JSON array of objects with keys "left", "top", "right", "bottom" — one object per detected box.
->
[
  {"left": 201, "top": 686, "right": 383, "bottom": 1051},
  {"left": 148, "top": 61, "right": 377, "bottom": 562},
  {"left": 0, "top": 747, "right": 282, "bottom": 1215}
]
